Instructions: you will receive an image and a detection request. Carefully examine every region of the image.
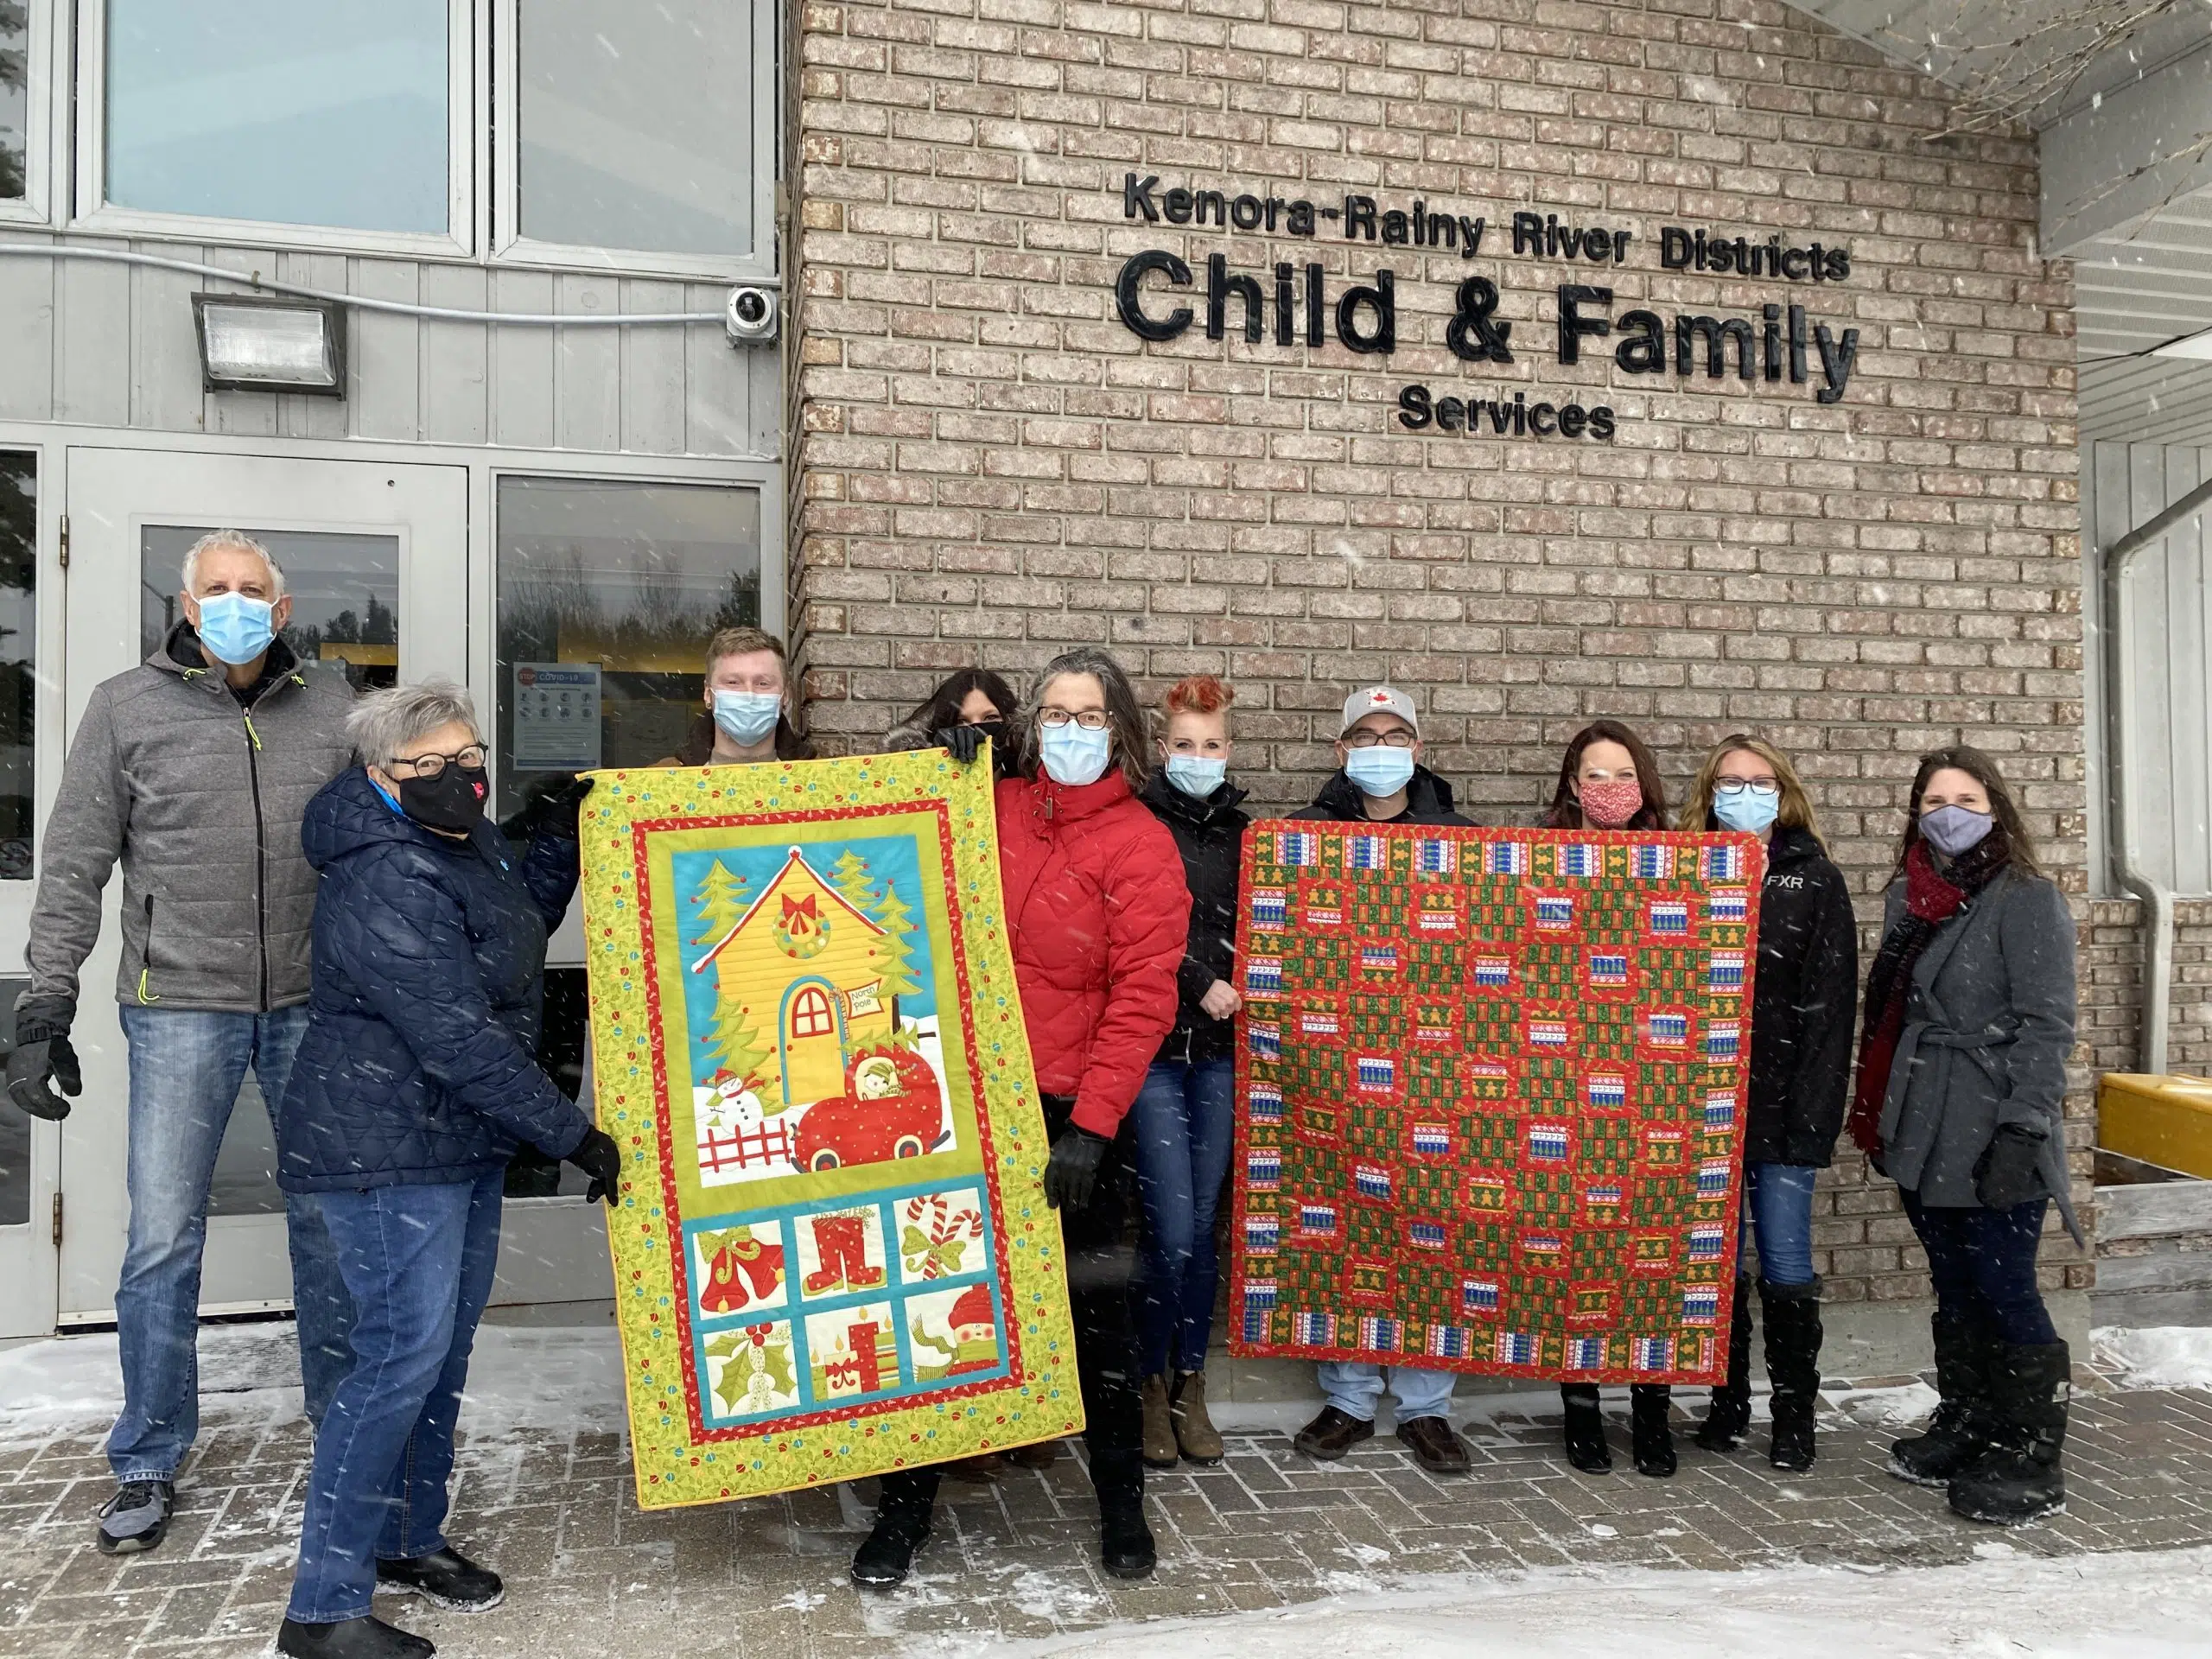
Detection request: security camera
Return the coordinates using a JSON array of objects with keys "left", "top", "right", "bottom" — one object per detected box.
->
[{"left": 725, "top": 286, "right": 779, "bottom": 345}]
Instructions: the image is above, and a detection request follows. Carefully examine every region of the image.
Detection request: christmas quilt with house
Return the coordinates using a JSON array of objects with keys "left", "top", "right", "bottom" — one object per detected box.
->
[
  {"left": 1228, "top": 823, "right": 1765, "bottom": 1386},
  {"left": 580, "top": 751, "right": 1081, "bottom": 1507}
]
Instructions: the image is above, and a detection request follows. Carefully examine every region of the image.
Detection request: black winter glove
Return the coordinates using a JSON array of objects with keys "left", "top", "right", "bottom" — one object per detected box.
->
[
  {"left": 508, "top": 772, "right": 594, "bottom": 842},
  {"left": 566, "top": 1127, "right": 623, "bottom": 1205},
  {"left": 6, "top": 1014, "right": 80, "bottom": 1122},
  {"left": 931, "top": 725, "right": 987, "bottom": 766},
  {"left": 1974, "top": 1123, "right": 2048, "bottom": 1211},
  {"left": 1043, "top": 1126, "right": 1111, "bottom": 1211}
]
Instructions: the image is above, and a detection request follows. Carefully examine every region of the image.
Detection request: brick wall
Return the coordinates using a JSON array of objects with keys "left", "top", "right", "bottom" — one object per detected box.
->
[
  {"left": 2083, "top": 899, "right": 2212, "bottom": 1075},
  {"left": 785, "top": 0, "right": 2089, "bottom": 1307}
]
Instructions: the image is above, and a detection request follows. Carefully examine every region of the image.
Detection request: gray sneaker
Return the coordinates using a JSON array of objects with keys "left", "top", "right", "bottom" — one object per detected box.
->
[{"left": 96, "top": 1479, "right": 174, "bottom": 1554}]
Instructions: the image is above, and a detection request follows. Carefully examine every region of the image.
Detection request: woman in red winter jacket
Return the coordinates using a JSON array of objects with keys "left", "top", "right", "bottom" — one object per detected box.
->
[{"left": 851, "top": 647, "right": 1192, "bottom": 1591}]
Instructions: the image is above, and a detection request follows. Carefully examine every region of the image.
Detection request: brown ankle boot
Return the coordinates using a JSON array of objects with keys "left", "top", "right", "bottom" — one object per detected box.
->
[
  {"left": 1141, "top": 1375, "right": 1179, "bottom": 1468},
  {"left": 1170, "top": 1370, "right": 1224, "bottom": 1465}
]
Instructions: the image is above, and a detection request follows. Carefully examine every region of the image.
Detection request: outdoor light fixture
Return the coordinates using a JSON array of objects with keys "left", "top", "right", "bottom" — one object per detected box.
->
[{"left": 191, "top": 294, "right": 347, "bottom": 395}]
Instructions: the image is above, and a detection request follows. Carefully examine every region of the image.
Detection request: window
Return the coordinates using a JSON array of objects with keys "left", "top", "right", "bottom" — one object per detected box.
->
[
  {"left": 514, "top": 0, "right": 756, "bottom": 258},
  {"left": 493, "top": 476, "right": 764, "bottom": 818},
  {"left": 0, "top": 454, "right": 31, "bottom": 882},
  {"left": 497, "top": 0, "right": 776, "bottom": 275},
  {"left": 86, "top": 0, "right": 466, "bottom": 248},
  {"left": 68, "top": 3, "right": 775, "bottom": 271},
  {"left": 140, "top": 526, "right": 400, "bottom": 693},
  {"left": 790, "top": 987, "right": 836, "bottom": 1040},
  {"left": 0, "top": 1, "right": 26, "bottom": 201},
  {"left": 0, "top": 0, "right": 50, "bottom": 223}
]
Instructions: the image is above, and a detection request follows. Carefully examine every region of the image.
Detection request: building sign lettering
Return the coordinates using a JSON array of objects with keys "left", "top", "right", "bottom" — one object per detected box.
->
[{"left": 1113, "top": 175, "right": 1864, "bottom": 437}]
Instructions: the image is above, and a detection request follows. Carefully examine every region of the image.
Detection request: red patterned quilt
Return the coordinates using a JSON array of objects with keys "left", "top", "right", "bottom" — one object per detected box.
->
[{"left": 1226, "top": 823, "right": 1766, "bottom": 1385}]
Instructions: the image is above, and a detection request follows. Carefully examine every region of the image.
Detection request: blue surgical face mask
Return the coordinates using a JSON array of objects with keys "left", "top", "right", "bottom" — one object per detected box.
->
[
  {"left": 1039, "top": 721, "right": 1113, "bottom": 787},
  {"left": 1344, "top": 746, "right": 1415, "bottom": 799},
  {"left": 1713, "top": 784, "right": 1781, "bottom": 835},
  {"left": 711, "top": 690, "right": 782, "bottom": 747},
  {"left": 194, "top": 592, "right": 276, "bottom": 666},
  {"left": 1920, "top": 803, "right": 1994, "bottom": 858},
  {"left": 1164, "top": 754, "right": 1226, "bottom": 799}
]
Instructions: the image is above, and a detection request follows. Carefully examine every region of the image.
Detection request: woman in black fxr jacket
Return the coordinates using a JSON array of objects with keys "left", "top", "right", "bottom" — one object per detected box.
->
[
  {"left": 1133, "top": 674, "right": 1249, "bottom": 1469},
  {"left": 1680, "top": 735, "right": 1858, "bottom": 1471}
]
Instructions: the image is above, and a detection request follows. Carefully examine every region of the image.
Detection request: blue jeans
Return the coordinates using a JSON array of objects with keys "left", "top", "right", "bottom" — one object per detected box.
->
[
  {"left": 109, "top": 1006, "right": 353, "bottom": 1483},
  {"left": 1738, "top": 1162, "right": 1819, "bottom": 1287},
  {"left": 1134, "top": 1058, "right": 1236, "bottom": 1376},
  {"left": 1318, "top": 1363, "right": 1457, "bottom": 1424},
  {"left": 1902, "top": 1188, "right": 2058, "bottom": 1346},
  {"left": 289, "top": 1171, "right": 504, "bottom": 1624}
]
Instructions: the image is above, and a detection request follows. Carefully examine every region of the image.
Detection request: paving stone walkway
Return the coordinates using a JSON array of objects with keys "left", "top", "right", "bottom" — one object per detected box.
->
[{"left": 3, "top": 1363, "right": 2208, "bottom": 1659}]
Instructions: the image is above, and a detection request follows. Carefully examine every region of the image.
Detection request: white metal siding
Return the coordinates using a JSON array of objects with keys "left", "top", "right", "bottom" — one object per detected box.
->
[
  {"left": 0, "top": 235, "right": 781, "bottom": 460},
  {"left": 2088, "top": 440, "right": 2212, "bottom": 894}
]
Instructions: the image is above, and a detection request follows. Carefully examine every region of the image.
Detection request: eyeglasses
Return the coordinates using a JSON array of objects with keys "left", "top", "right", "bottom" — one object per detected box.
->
[
  {"left": 1039, "top": 709, "right": 1109, "bottom": 731},
  {"left": 1343, "top": 730, "right": 1416, "bottom": 749},
  {"left": 386, "top": 745, "right": 486, "bottom": 779},
  {"left": 1713, "top": 779, "right": 1779, "bottom": 798}
]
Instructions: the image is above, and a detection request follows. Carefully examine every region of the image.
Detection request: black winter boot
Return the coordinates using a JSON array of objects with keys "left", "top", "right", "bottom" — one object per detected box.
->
[
  {"left": 1630, "top": 1385, "right": 1676, "bottom": 1478},
  {"left": 1891, "top": 1311, "right": 1995, "bottom": 1486},
  {"left": 276, "top": 1616, "right": 435, "bottom": 1659},
  {"left": 851, "top": 1471, "right": 940, "bottom": 1588},
  {"left": 1560, "top": 1383, "right": 1611, "bottom": 1472},
  {"left": 1089, "top": 1446, "right": 1155, "bottom": 1579},
  {"left": 1694, "top": 1277, "right": 1755, "bottom": 1451},
  {"left": 1761, "top": 1277, "right": 1824, "bottom": 1472},
  {"left": 1948, "top": 1341, "right": 2069, "bottom": 1526},
  {"left": 375, "top": 1547, "right": 504, "bottom": 1611}
]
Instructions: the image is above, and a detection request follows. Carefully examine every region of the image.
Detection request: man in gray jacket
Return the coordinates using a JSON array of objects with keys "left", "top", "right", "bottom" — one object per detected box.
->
[{"left": 6, "top": 531, "right": 357, "bottom": 1555}]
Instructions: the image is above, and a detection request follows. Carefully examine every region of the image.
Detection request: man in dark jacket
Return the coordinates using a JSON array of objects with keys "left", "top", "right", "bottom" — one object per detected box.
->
[
  {"left": 5, "top": 531, "right": 355, "bottom": 1555},
  {"left": 1286, "top": 686, "right": 1478, "bottom": 1478}
]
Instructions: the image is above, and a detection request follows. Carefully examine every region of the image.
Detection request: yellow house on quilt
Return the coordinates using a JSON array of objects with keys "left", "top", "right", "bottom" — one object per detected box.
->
[{"left": 692, "top": 848, "right": 893, "bottom": 1110}]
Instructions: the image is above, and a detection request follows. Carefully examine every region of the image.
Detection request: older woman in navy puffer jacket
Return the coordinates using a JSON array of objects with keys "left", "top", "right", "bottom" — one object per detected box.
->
[{"left": 273, "top": 682, "right": 619, "bottom": 1659}]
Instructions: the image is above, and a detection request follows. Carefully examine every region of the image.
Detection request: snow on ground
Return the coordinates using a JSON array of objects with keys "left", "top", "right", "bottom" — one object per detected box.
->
[
  {"left": 911, "top": 1547, "right": 2212, "bottom": 1659},
  {"left": 3, "top": 1321, "right": 2208, "bottom": 1447},
  {"left": 0, "top": 1319, "right": 630, "bottom": 1440},
  {"left": 2094, "top": 1325, "right": 2212, "bottom": 1390}
]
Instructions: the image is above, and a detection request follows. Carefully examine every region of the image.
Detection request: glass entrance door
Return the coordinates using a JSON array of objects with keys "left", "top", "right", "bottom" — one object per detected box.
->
[
  {"left": 0, "top": 450, "right": 49, "bottom": 1340},
  {"left": 56, "top": 448, "right": 467, "bottom": 1322}
]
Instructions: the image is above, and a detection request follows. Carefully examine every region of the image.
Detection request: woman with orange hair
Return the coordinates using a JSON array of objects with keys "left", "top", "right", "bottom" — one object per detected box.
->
[{"left": 1134, "top": 673, "right": 1249, "bottom": 1468}]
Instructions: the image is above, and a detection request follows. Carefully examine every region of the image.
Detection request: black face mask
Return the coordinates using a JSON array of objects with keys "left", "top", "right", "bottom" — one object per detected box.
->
[
  {"left": 397, "top": 766, "right": 489, "bottom": 834},
  {"left": 967, "top": 718, "right": 1008, "bottom": 747}
]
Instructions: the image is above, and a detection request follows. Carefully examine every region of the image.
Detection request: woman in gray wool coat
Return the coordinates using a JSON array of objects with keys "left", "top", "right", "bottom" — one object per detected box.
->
[{"left": 1847, "top": 746, "right": 2080, "bottom": 1529}]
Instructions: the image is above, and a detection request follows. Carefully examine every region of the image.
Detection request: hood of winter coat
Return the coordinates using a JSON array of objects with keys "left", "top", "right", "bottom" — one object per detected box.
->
[
  {"left": 152, "top": 618, "right": 306, "bottom": 700},
  {"left": 1763, "top": 822, "right": 1825, "bottom": 874},
  {"left": 1140, "top": 769, "right": 1250, "bottom": 831},
  {"left": 302, "top": 766, "right": 447, "bottom": 872},
  {"left": 1304, "top": 765, "right": 1458, "bottom": 823}
]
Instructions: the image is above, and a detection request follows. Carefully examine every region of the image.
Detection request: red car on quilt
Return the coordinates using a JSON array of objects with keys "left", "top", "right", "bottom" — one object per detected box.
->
[{"left": 793, "top": 1043, "right": 948, "bottom": 1173}]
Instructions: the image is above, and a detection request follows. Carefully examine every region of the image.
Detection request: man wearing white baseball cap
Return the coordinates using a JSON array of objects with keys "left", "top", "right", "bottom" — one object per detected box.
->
[{"left": 1285, "top": 685, "right": 1475, "bottom": 1475}]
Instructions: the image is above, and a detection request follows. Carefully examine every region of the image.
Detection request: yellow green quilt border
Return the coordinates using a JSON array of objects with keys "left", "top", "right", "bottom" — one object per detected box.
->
[{"left": 579, "top": 751, "right": 1084, "bottom": 1509}]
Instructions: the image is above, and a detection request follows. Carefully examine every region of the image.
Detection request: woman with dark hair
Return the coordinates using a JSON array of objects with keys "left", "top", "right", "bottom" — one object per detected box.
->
[
  {"left": 1854, "top": 747, "right": 2079, "bottom": 1528},
  {"left": 1544, "top": 718, "right": 1669, "bottom": 832},
  {"left": 1680, "top": 736, "right": 1858, "bottom": 1471},
  {"left": 1134, "top": 674, "right": 1249, "bottom": 1467},
  {"left": 885, "top": 666, "right": 1023, "bottom": 776},
  {"left": 851, "top": 646, "right": 1190, "bottom": 1588},
  {"left": 1543, "top": 720, "right": 1679, "bottom": 1477}
]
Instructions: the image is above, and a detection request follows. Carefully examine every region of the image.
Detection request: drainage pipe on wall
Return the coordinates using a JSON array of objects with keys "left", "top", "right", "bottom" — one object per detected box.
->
[{"left": 2101, "top": 474, "right": 2212, "bottom": 1076}]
